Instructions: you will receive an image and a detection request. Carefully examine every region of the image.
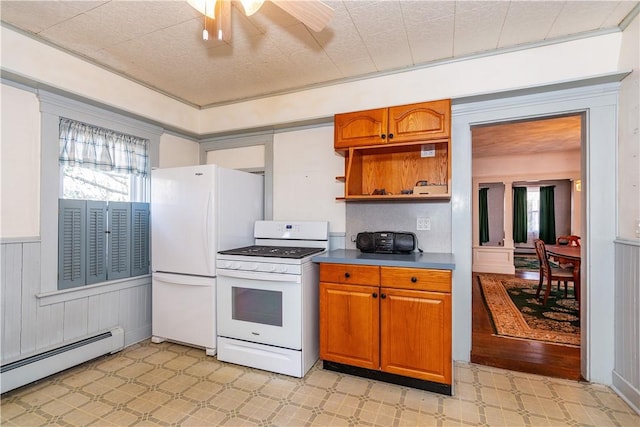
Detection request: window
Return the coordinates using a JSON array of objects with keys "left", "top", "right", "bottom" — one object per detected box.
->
[
  {"left": 527, "top": 187, "right": 540, "bottom": 240},
  {"left": 58, "top": 118, "right": 150, "bottom": 289}
]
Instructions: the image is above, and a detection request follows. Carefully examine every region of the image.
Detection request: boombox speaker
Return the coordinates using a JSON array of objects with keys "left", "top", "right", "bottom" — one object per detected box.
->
[
  {"left": 355, "top": 232, "right": 375, "bottom": 253},
  {"left": 394, "top": 232, "right": 417, "bottom": 253}
]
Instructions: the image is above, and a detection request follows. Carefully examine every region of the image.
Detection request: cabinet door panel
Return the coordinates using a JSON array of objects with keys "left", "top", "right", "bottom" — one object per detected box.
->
[
  {"left": 388, "top": 100, "right": 451, "bottom": 144},
  {"left": 380, "top": 288, "right": 451, "bottom": 384},
  {"left": 320, "top": 282, "right": 379, "bottom": 369},
  {"left": 335, "top": 109, "right": 388, "bottom": 149}
]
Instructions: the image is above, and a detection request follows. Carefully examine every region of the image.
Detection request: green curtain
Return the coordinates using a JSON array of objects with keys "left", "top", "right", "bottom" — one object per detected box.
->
[
  {"left": 513, "top": 186, "right": 528, "bottom": 243},
  {"left": 539, "top": 185, "right": 556, "bottom": 244},
  {"left": 479, "top": 188, "right": 489, "bottom": 245}
]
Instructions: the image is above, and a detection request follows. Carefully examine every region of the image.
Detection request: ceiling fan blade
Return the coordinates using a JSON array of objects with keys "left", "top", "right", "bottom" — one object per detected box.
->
[{"left": 271, "top": 0, "right": 334, "bottom": 32}]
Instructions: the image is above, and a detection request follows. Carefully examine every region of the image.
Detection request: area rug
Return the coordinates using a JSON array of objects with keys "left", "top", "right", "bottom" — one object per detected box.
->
[
  {"left": 477, "top": 273, "right": 580, "bottom": 346},
  {"left": 514, "top": 254, "right": 539, "bottom": 272}
]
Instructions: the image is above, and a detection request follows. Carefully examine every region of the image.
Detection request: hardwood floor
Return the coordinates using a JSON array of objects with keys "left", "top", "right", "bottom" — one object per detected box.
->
[{"left": 470, "top": 270, "right": 582, "bottom": 381}]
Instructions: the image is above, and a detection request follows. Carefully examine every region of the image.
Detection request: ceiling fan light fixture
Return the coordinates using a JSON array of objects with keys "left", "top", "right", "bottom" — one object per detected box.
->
[
  {"left": 189, "top": 0, "right": 333, "bottom": 42},
  {"left": 240, "top": 0, "right": 265, "bottom": 16}
]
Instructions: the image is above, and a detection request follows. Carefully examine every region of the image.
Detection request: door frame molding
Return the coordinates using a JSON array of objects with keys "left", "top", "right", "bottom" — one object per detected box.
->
[{"left": 451, "top": 82, "right": 619, "bottom": 384}]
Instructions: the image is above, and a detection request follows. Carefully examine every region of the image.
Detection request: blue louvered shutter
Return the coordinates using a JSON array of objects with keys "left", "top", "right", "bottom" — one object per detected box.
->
[
  {"left": 58, "top": 199, "right": 86, "bottom": 289},
  {"left": 107, "top": 202, "right": 131, "bottom": 280},
  {"left": 131, "top": 202, "right": 150, "bottom": 277},
  {"left": 86, "top": 201, "right": 108, "bottom": 285}
]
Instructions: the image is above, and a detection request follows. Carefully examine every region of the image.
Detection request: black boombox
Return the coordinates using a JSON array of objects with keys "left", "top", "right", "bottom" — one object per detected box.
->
[{"left": 356, "top": 231, "right": 417, "bottom": 254}]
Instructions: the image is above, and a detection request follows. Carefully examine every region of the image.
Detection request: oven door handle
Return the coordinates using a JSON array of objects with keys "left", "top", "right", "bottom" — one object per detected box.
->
[{"left": 216, "top": 269, "right": 301, "bottom": 283}]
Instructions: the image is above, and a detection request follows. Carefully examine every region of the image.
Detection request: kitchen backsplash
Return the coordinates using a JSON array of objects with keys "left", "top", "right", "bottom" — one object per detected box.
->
[{"left": 346, "top": 201, "right": 452, "bottom": 253}]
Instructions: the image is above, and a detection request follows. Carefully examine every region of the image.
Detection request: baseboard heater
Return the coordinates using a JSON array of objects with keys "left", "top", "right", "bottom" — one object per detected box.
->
[{"left": 1, "top": 327, "right": 124, "bottom": 394}]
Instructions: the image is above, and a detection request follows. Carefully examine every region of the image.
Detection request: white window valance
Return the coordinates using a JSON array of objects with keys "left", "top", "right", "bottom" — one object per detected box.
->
[{"left": 59, "top": 117, "right": 149, "bottom": 176}]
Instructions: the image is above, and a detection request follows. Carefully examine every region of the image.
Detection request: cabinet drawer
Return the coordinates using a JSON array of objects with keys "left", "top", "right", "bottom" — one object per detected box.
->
[
  {"left": 380, "top": 267, "right": 451, "bottom": 292},
  {"left": 320, "top": 264, "right": 380, "bottom": 285}
]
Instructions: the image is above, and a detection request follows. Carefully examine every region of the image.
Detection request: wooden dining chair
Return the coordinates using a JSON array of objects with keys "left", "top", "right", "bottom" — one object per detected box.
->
[
  {"left": 554, "top": 235, "right": 581, "bottom": 267},
  {"left": 556, "top": 235, "right": 581, "bottom": 246},
  {"left": 534, "top": 239, "right": 575, "bottom": 305}
]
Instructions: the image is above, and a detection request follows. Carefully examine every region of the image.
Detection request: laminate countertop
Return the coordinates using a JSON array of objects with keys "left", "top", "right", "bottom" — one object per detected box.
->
[{"left": 312, "top": 249, "right": 455, "bottom": 270}]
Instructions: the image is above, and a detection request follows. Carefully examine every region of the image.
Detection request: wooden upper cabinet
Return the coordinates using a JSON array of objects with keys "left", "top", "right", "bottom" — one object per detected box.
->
[
  {"left": 334, "top": 99, "right": 451, "bottom": 150},
  {"left": 334, "top": 108, "right": 388, "bottom": 149},
  {"left": 388, "top": 100, "right": 451, "bottom": 144}
]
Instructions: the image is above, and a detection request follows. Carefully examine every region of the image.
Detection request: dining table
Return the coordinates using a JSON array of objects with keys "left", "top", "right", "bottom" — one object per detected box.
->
[{"left": 545, "top": 244, "right": 581, "bottom": 306}]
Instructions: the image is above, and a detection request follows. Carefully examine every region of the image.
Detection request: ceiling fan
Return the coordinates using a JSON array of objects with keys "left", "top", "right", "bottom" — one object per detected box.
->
[{"left": 187, "top": 0, "right": 335, "bottom": 41}]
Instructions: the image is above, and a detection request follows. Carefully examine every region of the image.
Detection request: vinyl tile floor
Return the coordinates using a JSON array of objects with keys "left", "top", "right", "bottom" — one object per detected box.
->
[{"left": 1, "top": 340, "right": 638, "bottom": 426}]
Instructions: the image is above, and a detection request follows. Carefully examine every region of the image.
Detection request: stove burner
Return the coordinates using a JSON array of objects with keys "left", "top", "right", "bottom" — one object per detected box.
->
[{"left": 219, "top": 245, "right": 324, "bottom": 259}]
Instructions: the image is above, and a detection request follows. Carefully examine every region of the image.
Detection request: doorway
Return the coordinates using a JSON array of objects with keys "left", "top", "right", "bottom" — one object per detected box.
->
[
  {"left": 450, "top": 84, "right": 619, "bottom": 384},
  {"left": 469, "top": 114, "right": 583, "bottom": 380}
]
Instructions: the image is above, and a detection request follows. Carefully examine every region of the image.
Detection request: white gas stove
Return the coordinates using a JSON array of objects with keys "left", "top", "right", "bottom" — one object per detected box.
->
[{"left": 216, "top": 220, "right": 329, "bottom": 377}]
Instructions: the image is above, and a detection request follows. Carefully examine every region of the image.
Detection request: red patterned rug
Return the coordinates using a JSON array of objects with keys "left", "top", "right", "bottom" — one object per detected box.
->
[{"left": 477, "top": 273, "right": 580, "bottom": 346}]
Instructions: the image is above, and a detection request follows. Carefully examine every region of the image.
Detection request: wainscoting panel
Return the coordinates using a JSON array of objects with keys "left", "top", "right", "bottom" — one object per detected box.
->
[
  {"left": 2, "top": 243, "right": 23, "bottom": 361},
  {"left": 0, "top": 240, "right": 152, "bottom": 369},
  {"left": 87, "top": 291, "right": 120, "bottom": 333},
  {"left": 613, "top": 239, "right": 640, "bottom": 414},
  {"left": 63, "top": 298, "right": 89, "bottom": 342},
  {"left": 472, "top": 246, "right": 515, "bottom": 274},
  {"left": 35, "top": 302, "right": 64, "bottom": 353},
  {"left": 20, "top": 242, "right": 40, "bottom": 356}
]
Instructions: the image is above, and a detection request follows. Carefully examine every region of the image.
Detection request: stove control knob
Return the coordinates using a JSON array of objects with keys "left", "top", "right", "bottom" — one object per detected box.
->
[
  {"left": 228, "top": 262, "right": 240, "bottom": 269},
  {"left": 247, "top": 263, "right": 259, "bottom": 271},
  {"left": 275, "top": 265, "right": 288, "bottom": 273},
  {"left": 262, "top": 265, "right": 276, "bottom": 272}
]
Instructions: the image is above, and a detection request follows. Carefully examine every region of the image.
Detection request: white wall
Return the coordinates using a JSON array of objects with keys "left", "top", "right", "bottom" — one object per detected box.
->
[
  {"left": 159, "top": 134, "right": 199, "bottom": 168},
  {"left": 273, "top": 126, "right": 345, "bottom": 233},
  {"left": 197, "top": 33, "right": 623, "bottom": 134},
  {"left": 207, "top": 145, "right": 265, "bottom": 170},
  {"left": 473, "top": 150, "right": 580, "bottom": 178},
  {"left": 1, "top": 27, "right": 197, "bottom": 134},
  {"left": 617, "top": 14, "right": 640, "bottom": 239},
  {"left": 2, "top": 26, "right": 623, "bottom": 137},
  {"left": 0, "top": 84, "right": 41, "bottom": 239}
]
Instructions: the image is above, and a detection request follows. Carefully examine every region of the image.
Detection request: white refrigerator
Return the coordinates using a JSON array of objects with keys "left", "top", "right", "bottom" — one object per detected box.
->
[{"left": 150, "top": 164, "right": 263, "bottom": 355}]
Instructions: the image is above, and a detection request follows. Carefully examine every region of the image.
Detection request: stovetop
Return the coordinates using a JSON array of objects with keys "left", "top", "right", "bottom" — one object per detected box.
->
[{"left": 218, "top": 245, "right": 325, "bottom": 259}]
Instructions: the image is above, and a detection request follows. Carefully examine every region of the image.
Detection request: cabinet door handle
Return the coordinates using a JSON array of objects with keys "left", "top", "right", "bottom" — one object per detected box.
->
[
  {"left": 344, "top": 272, "right": 351, "bottom": 278},
  {"left": 411, "top": 276, "right": 418, "bottom": 283},
  {"left": 380, "top": 134, "right": 386, "bottom": 139},
  {"left": 372, "top": 292, "right": 378, "bottom": 298},
  {"left": 380, "top": 293, "right": 386, "bottom": 299},
  {"left": 388, "top": 133, "right": 394, "bottom": 139}
]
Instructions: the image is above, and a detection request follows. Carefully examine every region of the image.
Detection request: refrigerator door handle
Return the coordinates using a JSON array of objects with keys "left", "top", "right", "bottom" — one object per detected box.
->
[
  {"left": 153, "top": 272, "right": 214, "bottom": 286},
  {"left": 205, "top": 191, "right": 213, "bottom": 267}
]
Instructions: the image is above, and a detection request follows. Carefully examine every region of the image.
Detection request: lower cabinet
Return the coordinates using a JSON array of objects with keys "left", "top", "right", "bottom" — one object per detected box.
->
[
  {"left": 319, "top": 263, "right": 452, "bottom": 392},
  {"left": 319, "top": 282, "right": 379, "bottom": 370}
]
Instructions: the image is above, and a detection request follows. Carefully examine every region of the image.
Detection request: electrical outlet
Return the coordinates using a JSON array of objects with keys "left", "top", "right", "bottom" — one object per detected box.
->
[
  {"left": 421, "top": 144, "right": 435, "bottom": 158},
  {"left": 417, "top": 217, "right": 431, "bottom": 231},
  {"left": 636, "top": 219, "right": 640, "bottom": 238}
]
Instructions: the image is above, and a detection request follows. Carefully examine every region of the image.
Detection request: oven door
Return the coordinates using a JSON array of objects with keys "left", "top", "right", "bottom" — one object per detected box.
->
[{"left": 217, "top": 269, "right": 302, "bottom": 350}]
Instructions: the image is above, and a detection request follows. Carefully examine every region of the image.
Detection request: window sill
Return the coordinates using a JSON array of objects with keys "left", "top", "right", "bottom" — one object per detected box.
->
[{"left": 36, "top": 274, "right": 151, "bottom": 306}]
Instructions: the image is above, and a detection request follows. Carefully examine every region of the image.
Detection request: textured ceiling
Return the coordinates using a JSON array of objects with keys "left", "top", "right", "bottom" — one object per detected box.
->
[
  {"left": 472, "top": 114, "right": 582, "bottom": 158},
  {"left": 1, "top": 1, "right": 638, "bottom": 109}
]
